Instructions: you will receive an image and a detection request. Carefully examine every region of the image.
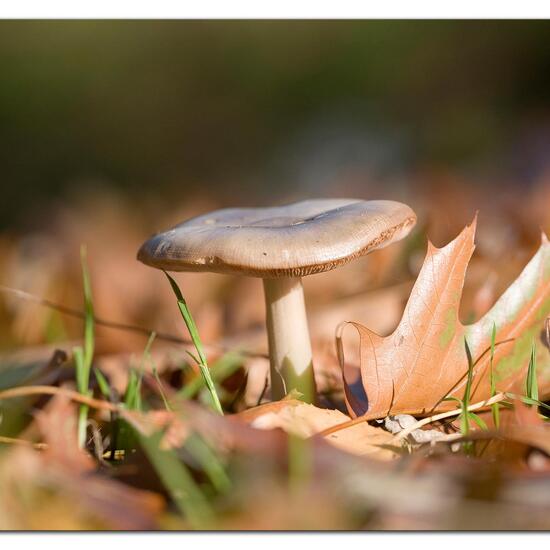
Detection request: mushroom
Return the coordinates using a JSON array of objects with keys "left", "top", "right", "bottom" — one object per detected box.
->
[{"left": 137, "top": 199, "right": 416, "bottom": 402}]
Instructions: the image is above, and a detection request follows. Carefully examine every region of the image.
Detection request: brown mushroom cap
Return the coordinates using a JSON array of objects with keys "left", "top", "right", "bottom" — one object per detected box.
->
[{"left": 137, "top": 199, "right": 416, "bottom": 277}]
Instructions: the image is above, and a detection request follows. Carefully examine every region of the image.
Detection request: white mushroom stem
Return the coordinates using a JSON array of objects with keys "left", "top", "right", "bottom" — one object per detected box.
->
[{"left": 263, "top": 277, "right": 315, "bottom": 402}]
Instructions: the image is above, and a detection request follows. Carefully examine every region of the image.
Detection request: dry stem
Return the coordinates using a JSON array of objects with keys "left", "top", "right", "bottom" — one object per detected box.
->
[
  {"left": 317, "top": 392, "right": 506, "bottom": 439},
  {"left": 0, "top": 385, "right": 119, "bottom": 412},
  {"left": 394, "top": 392, "right": 506, "bottom": 440},
  {"left": 0, "top": 284, "right": 267, "bottom": 359},
  {"left": 0, "top": 435, "right": 48, "bottom": 450}
]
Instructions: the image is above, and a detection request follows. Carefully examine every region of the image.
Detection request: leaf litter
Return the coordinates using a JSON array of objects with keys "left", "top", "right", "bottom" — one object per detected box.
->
[{"left": 2, "top": 191, "right": 550, "bottom": 529}]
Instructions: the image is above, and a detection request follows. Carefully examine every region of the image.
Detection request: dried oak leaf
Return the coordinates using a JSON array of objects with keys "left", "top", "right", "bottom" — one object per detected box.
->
[
  {"left": 238, "top": 399, "right": 398, "bottom": 460},
  {"left": 340, "top": 218, "right": 550, "bottom": 419}
]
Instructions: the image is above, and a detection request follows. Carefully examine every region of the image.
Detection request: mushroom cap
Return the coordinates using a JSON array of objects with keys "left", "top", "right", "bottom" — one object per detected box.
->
[{"left": 137, "top": 199, "right": 416, "bottom": 277}]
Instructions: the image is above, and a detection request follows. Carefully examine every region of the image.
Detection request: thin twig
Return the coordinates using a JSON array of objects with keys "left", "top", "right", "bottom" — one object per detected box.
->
[
  {"left": 317, "top": 392, "right": 507, "bottom": 439},
  {"left": 317, "top": 412, "right": 391, "bottom": 438},
  {"left": 394, "top": 392, "right": 506, "bottom": 441},
  {"left": 427, "top": 432, "right": 463, "bottom": 444},
  {"left": 0, "top": 385, "right": 119, "bottom": 412},
  {"left": 87, "top": 418, "right": 109, "bottom": 465},
  {"left": 0, "top": 285, "right": 268, "bottom": 359},
  {"left": 0, "top": 435, "right": 48, "bottom": 450}
]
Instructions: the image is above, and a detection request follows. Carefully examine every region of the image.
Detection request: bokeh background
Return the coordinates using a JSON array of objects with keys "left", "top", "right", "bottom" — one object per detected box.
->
[
  {"left": 2, "top": 20, "right": 550, "bottom": 226},
  {"left": 1, "top": 19, "right": 550, "bottom": 364}
]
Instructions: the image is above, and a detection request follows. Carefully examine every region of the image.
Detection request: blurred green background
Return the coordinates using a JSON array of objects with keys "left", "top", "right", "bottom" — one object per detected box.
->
[{"left": 1, "top": 20, "right": 550, "bottom": 230}]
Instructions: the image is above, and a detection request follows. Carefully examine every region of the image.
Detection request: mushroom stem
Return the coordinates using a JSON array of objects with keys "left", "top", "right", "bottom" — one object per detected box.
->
[{"left": 263, "top": 277, "right": 315, "bottom": 402}]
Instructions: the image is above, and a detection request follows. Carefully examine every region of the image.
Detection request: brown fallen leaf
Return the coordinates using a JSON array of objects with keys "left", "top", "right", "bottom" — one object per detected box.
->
[
  {"left": 122, "top": 409, "right": 190, "bottom": 450},
  {"left": 26, "top": 395, "right": 165, "bottom": 529},
  {"left": 340, "top": 217, "right": 550, "bottom": 419},
  {"left": 501, "top": 395, "right": 550, "bottom": 459},
  {"left": 34, "top": 393, "right": 95, "bottom": 472},
  {"left": 430, "top": 401, "right": 550, "bottom": 468},
  {"left": 124, "top": 397, "right": 398, "bottom": 461},
  {"left": 123, "top": 399, "right": 288, "bottom": 458},
  {"left": 238, "top": 400, "right": 398, "bottom": 460}
]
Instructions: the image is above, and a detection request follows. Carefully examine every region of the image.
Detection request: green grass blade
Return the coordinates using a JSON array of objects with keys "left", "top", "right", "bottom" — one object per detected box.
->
[
  {"left": 142, "top": 331, "right": 171, "bottom": 411},
  {"left": 151, "top": 361, "right": 171, "bottom": 411},
  {"left": 73, "top": 345, "right": 89, "bottom": 447},
  {"left": 459, "top": 337, "right": 476, "bottom": 437},
  {"left": 126, "top": 331, "right": 158, "bottom": 412},
  {"left": 489, "top": 322, "right": 500, "bottom": 428},
  {"left": 74, "top": 345, "right": 85, "bottom": 393},
  {"left": 124, "top": 369, "right": 141, "bottom": 411},
  {"left": 165, "top": 272, "right": 207, "bottom": 364},
  {"left": 81, "top": 245, "right": 95, "bottom": 371},
  {"left": 178, "top": 352, "right": 243, "bottom": 400},
  {"left": 164, "top": 272, "right": 223, "bottom": 415},
  {"left": 463, "top": 337, "right": 474, "bottom": 411},
  {"left": 185, "top": 350, "right": 202, "bottom": 366},
  {"left": 459, "top": 413, "right": 469, "bottom": 436},
  {"left": 140, "top": 332, "right": 156, "bottom": 375},
  {"left": 185, "top": 434, "right": 231, "bottom": 494},
  {"left": 468, "top": 412, "right": 488, "bottom": 431},
  {"left": 94, "top": 367, "right": 111, "bottom": 398},
  {"left": 137, "top": 430, "right": 214, "bottom": 529},
  {"left": 526, "top": 341, "right": 538, "bottom": 402},
  {"left": 75, "top": 245, "right": 95, "bottom": 448},
  {"left": 505, "top": 392, "right": 550, "bottom": 412}
]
